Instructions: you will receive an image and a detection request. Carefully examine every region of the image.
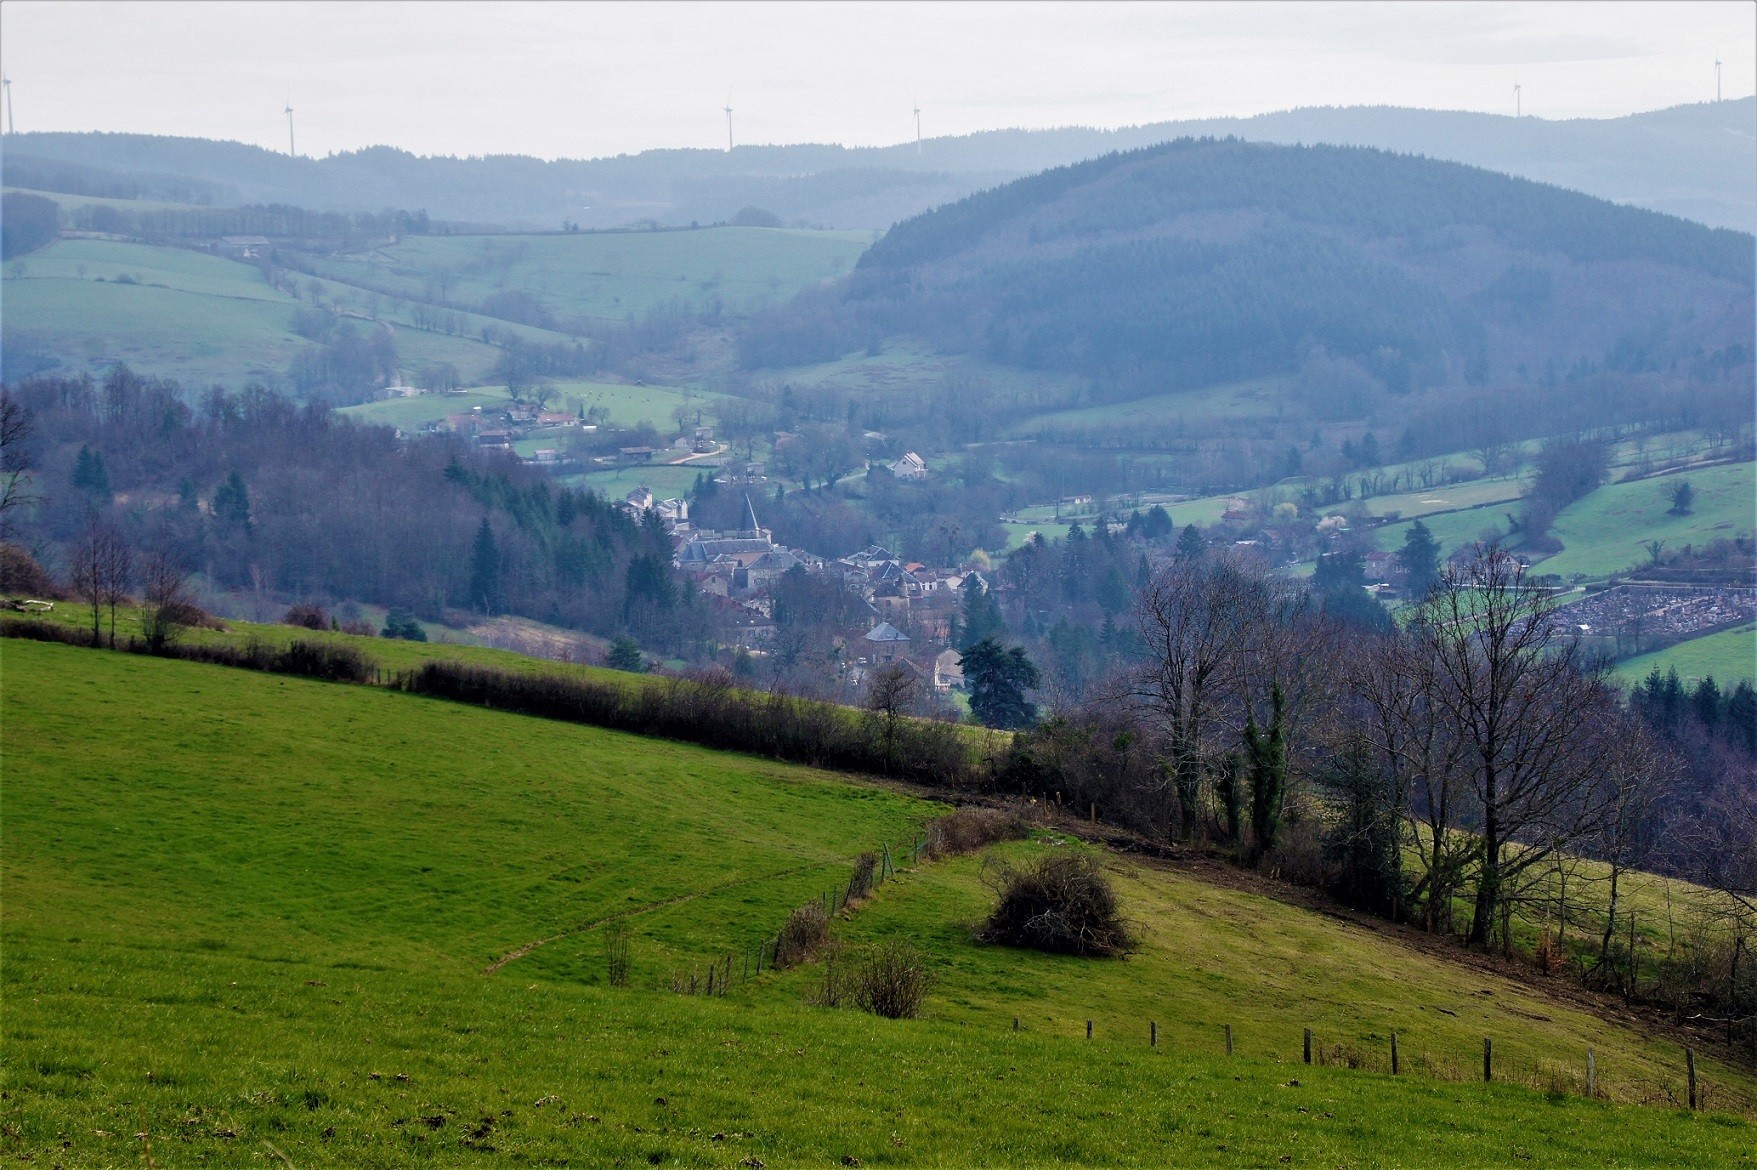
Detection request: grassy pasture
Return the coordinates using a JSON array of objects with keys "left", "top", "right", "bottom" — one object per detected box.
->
[
  {"left": 340, "top": 379, "right": 725, "bottom": 433},
  {"left": 1006, "top": 376, "right": 1290, "bottom": 437},
  {"left": 1615, "top": 623, "right": 1757, "bottom": 687},
  {"left": 317, "top": 227, "right": 870, "bottom": 324},
  {"left": 4, "top": 639, "right": 1754, "bottom": 1166},
  {"left": 1540, "top": 461, "right": 1756, "bottom": 579}
]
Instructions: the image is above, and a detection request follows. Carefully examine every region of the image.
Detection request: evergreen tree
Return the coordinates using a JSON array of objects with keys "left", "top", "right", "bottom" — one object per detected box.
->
[
  {"left": 72, "top": 446, "right": 110, "bottom": 500},
  {"left": 1397, "top": 520, "right": 1442, "bottom": 596},
  {"left": 468, "top": 517, "right": 501, "bottom": 613},
  {"left": 1175, "top": 524, "right": 1206, "bottom": 560},
  {"left": 962, "top": 637, "right": 1040, "bottom": 730},
  {"left": 212, "top": 470, "right": 251, "bottom": 530},
  {"left": 381, "top": 607, "right": 427, "bottom": 641},
  {"left": 955, "top": 578, "right": 1007, "bottom": 651},
  {"left": 606, "top": 635, "right": 644, "bottom": 672}
]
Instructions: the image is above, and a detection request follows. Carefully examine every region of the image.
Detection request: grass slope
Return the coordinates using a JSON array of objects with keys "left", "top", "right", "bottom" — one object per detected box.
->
[
  {"left": 340, "top": 380, "right": 725, "bottom": 433},
  {"left": 317, "top": 227, "right": 870, "bottom": 324},
  {"left": 1541, "top": 461, "right": 1756, "bottom": 579},
  {"left": 5, "top": 640, "right": 1754, "bottom": 1166},
  {"left": 1615, "top": 622, "right": 1757, "bottom": 687}
]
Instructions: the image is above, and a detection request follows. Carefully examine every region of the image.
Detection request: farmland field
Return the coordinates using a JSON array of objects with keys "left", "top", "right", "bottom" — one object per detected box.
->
[
  {"left": 1540, "top": 461, "right": 1756, "bottom": 579},
  {"left": 4, "top": 638, "right": 1753, "bottom": 1166},
  {"left": 1615, "top": 623, "right": 1757, "bottom": 687},
  {"left": 340, "top": 379, "right": 726, "bottom": 432},
  {"left": 313, "top": 226, "right": 871, "bottom": 324}
]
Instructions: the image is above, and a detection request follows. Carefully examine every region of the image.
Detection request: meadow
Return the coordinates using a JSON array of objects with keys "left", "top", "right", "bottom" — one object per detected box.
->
[
  {"left": 1615, "top": 623, "right": 1757, "bottom": 687},
  {"left": 340, "top": 379, "right": 726, "bottom": 433},
  {"left": 1541, "top": 461, "right": 1756, "bottom": 579},
  {"left": 314, "top": 226, "right": 871, "bottom": 324},
  {"left": 4, "top": 637, "right": 1753, "bottom": 1166}
]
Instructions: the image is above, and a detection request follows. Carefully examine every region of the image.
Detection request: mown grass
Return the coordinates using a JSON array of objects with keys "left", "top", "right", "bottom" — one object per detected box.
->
[
  {"left": 1541, "top": 461, "right": 1756, "bottom": 579},
  {"left": 340, "top": 379, "right": 726, "bottom": 433},
  {"left": 5, "top": 640, "right": 1754, "bottom": 1166},
  {"left": 1615, "top": 622, "right": 1757, "bottom": 687}
]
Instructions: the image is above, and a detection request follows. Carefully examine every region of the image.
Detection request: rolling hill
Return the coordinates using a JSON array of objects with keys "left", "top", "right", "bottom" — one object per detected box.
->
[
  {"left": 746, "top": 138, "right": 1752, "bottom": 424},
  {"left": 6, "top": 98, "right": 1753, "bottom": 230},
  {"left": 4, "top": 634, "right": 1754, "bottom": 1165}
]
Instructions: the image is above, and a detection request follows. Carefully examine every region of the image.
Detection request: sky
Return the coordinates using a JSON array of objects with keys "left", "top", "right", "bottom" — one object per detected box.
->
[{"left": 2, "top": 1, "right": 1752, "bottom": 160}]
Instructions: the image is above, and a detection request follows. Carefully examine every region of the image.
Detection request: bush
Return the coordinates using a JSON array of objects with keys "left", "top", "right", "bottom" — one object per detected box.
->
[
  {"left": 846, "top": 852, "right": 878, "bottom": 902},
  {"left": 774, "top": 901, "right": 829, "bottom": 969},
  {"left": 283, "top": 602, "right": 330, "bottom": 630},
  {"left": 978, "top": 853, "right": 1135, "bottom": 957},
  {"left": 923, "top": 807, "right": 1030, "bottom": 860},
  {"left": 0, "top": 543, "right": 62, "bottom": 598},
  {"left": 851, "top": 939, "right": 931, "bottom": 1019}
]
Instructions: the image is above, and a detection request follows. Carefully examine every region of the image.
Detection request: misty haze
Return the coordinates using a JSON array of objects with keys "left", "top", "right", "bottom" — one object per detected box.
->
[{"left": 1, "top": 2, "right": 1754, "bottom": 1165}]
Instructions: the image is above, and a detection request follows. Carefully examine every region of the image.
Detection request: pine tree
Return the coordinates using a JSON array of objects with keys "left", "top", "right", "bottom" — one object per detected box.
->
[
  {"left": 1398, "top": 520, "right": 1441, "bottom": 597},
  {"left": 962, "top": 638, "right": 1040, "bottom": 730},
  {"left": 1175, "top": 524, "right": 1206, "bottom": 560},
  {"left": 212, "top": 470, "right": 251, "bottom": 530},
  {"left": 606, "top": 635, "right": 644, "bottom": 672},
  {"left": 72, "top": 446, "right": 111, "bottom": 500},
  {"left": 469, "top": 517, "right": 501, "bottom": 613},
  {"left": 955, "top": 578, "right": 1006, "bottom": 651}
]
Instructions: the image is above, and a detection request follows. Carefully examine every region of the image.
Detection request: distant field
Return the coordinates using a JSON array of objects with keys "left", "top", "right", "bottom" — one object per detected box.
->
[
  {"left": 2, "top": 240, "right": 305, "bottom": 385},
  {"left": 1006, "top": 376, "right": 1290, "bottom": 437},
  {"left": 314, "top": 226, "right": 870, "bottom": 324},
  {"left": 1616, "top": 623, "right": 1757, "bottom": 687},
  {"left": 1541, "top": 461, "right": 1756, "bottom": 579},
  {"left": 565, "top": 464, "right": 707, "bottom": 500},
  {"left": 341, "top": 380, "right": 726, "bottom": 434},
  {"left": 6, "top": 640, "right": 1752, "bottom": 1167}
]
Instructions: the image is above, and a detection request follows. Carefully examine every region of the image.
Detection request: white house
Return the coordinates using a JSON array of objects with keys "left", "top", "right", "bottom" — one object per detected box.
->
[{"left": 890, "top": 452, "right": 929, "bottom": 481}]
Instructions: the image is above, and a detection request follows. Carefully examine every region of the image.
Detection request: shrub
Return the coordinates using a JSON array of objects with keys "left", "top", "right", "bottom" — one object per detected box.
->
[
  {"left": 0, "top": 543, "right": 62, "bottom": 598},
  {"left": 923, "top": 807, "right": 1029, "bottom": 860},
  {"left": 852, "top": 939, "right": 931, "bottom": 1019},
  {"left": 846, "top": 852, "right": 878, "bottom": 902},
  {"left": 773, "top": 901, "right": 829, "bottom": 969},
  {"left": 283, "top": 602, "right": 330, "bottom": 630},
  {"left": 978, "top": 853, "right": 1135, "bottom": 958}
]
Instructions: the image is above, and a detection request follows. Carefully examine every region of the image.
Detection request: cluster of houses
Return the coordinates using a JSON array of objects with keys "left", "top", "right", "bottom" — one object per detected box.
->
[{"left": 624, "top": 490, "right": 974, "bottom": 692}]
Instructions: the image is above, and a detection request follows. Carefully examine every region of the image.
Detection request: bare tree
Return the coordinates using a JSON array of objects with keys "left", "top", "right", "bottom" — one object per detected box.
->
[
  {"left": 0, "top": 390, "right": 39, "bottom": 540},
  {"left": 140, "top": 551, "right": 198, "bottom": 653},
  {"left": 1412, "top": 546, "right": 1618, "bottom": 947},
  {"left": 866, "top": 662, "right": 923, "bottom": 771},
  {"left": 1132, "top": 554, "right": 1270, "bottom": 840}
]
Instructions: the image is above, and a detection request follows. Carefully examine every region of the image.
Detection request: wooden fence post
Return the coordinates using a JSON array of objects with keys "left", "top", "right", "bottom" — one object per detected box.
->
[
  {"left": 1587, "top": 1049, "right": 1596, "bottom": 1098},
  {"left": 1151, "top": 1021, "right": 1158, "bottom": 1047},
  {"left": 1090, "top": 802, "right": 1096, "bottom": 825},
  {"left": 1303, "top": 1029, "right": 1312, "bottom": 1065},
  {"left": 1687, "top": 1047, "right": 1697, "bottom": 1110},
  {"left": 1225, "top": 1024, "right": 1233, "bottom": 1056},
  {"left": 1390, "top": 1031, "right": 1399, "bottom": 1075},
  {"left": 1086, "top": 1019, "right": 1093, "bottom": 1040},
  {"left": 1483, "top": 1037, "right": 1492, "bottom": 1083}
]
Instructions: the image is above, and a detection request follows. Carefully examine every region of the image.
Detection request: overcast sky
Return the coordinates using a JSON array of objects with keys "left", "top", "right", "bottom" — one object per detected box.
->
[{"left": 3, "top": 1, "right": 1751, "bottom": 159}]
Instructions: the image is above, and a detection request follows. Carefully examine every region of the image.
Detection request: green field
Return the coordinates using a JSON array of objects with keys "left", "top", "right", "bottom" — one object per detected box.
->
[
  {"left": 1007, "top": 376, "right": 1290, "bottom": 437},
  {"left": 340, "top": 379, "right": 725, "bottom": 434},
  {"left": 5, "top": 639, "right": 1754, "bottom": 1166},
  {"left": 1540, "top": 461, "right": 1757, "bottom": 579},
  {"left": 313, "top": 227, "right": 870, "bottom": 324},
  {"left": 1615, "top": 623, "right": 1757, "bottom": 687}
]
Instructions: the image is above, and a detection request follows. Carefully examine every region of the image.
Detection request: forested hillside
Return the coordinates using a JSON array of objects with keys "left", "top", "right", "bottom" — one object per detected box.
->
[
  {"left": 748, "top": 138, "right": 1753, "bottom": 420},
  {"left": 5, "top": 367, "right": 702, "bottom": 648}
]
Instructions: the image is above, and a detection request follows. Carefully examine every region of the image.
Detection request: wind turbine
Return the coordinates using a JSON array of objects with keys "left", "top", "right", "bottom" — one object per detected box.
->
[
  {"left": 913, "top": 96, "right": 922, "bottom": 151},
  {"left": 723, "top": 94, "right": 733, "bottom": 153},
  {"left": 284, "top": 101, "right": 297, "bottom": 157},
  {"left": 1513, "top": 69, "right": 1522, "bottom": 118},
  {"left": 1716, "top": 58, "right": 1722, "bottom": 102},
  {"left": 3, "top": 76, "right": 13, "bottom": 136}
]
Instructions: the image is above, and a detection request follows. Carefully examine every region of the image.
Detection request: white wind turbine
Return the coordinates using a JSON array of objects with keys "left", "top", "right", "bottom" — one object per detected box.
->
[
  {"left": 285, "top": 101, "right": 297, "bottom": 156},
  {"left": 723, "top": 94, "right": 734, "bottom": 153}
]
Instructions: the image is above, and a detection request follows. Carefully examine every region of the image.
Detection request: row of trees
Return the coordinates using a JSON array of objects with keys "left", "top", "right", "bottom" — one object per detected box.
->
[{"left": 999, "top": 543, "right": 1752, "bottom": 974}]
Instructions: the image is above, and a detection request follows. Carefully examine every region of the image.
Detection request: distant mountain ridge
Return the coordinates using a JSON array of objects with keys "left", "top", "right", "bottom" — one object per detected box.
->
[{"left": 4, "top": 98, "right": 1753, "bottom": 231}]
